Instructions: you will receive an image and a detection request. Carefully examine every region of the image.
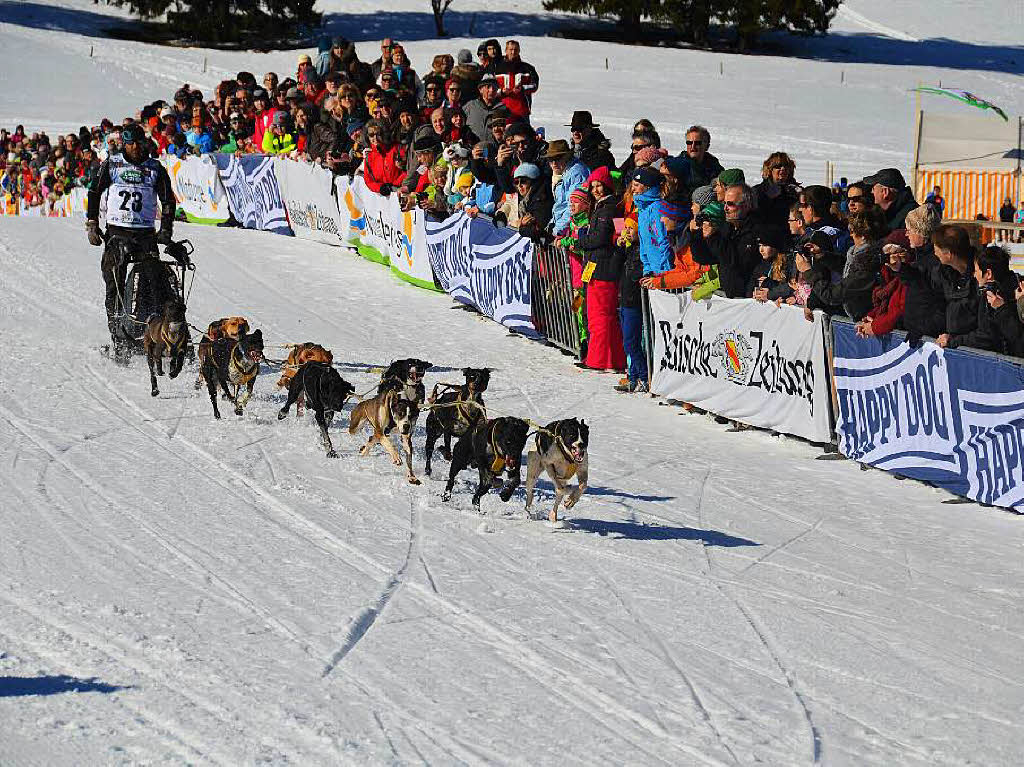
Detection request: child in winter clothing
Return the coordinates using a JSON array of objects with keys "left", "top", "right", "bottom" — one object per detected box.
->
[{"left": 558, "top": 187, "right": 593, "bottom": 348}]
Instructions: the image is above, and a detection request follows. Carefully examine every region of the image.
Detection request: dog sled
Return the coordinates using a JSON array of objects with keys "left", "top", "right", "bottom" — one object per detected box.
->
[{"left": 107, "top": 234, "right": 195, "bottom": 359}]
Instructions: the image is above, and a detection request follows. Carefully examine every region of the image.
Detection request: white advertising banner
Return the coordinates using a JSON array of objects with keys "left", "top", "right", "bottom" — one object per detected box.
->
[
  {"left": 274, "top": 158, "right": 344, "bottom": 246},
  {"left": 649, "top": 292, "right": 833, "bottom": 442},
  {"left": 338, "top": 175, "right": 437, "bottom": 290},
  {"left": 162, "top": 154, "right": 229, "bottom": 224}
]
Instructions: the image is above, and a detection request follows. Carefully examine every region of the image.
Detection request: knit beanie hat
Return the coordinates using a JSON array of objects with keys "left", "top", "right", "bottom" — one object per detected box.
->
[
  {"left": 692, "top": 184, "right": 715, "bottom": 208},
  {"left": 905, "top": 204, "right": 940, "bottom": 237},
  {"left": 718, "top": 168, "right": 745, "bottom": 187},
  {"left": 701, "top": 201, "right": 726, "bottom": 225},
  {"left": 635, "top": 146, "right": 668, "bottom": 167},
  {"left": 884, "top": 229, "right": 911, "bottom": 251},
  {"left": 586, "top": 165, "right": 614, "bottom": 190},
  {"left": 569, "top": 186, "right": 592, "bottom": 209},
  {"left": 455, "top": 169, "right": 474, "bottom": 191}
]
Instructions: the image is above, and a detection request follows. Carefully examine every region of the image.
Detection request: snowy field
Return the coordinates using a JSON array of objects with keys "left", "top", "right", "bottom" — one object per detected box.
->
[{"left": 4, "top": 1, "right": 1024, "bottom": 765}]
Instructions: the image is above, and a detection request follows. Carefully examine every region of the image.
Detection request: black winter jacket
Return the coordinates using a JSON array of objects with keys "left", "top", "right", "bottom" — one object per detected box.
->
[
  {"left": 577, "top": 195, "right": 623, "bottom": 283},
  {"left": 882, "top": 187, "right": 919, "bottom": 232},
  {"left": 691, "top": 213, "right": 768, "bottom": 298},
  {"left": 807, "top": 241, "right": 881, "bottom": 320},
  {"left": 574, "top": 129, "right": 616, "bottom": 174},
  {"left": 899, "top": 246, "right": 947, "bottom": 340}
]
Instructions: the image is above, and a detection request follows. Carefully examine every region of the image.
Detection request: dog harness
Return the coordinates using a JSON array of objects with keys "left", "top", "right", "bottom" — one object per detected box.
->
[
  {"left": 553, "top": 426, "right": 579, "bottom": 479},
  {"left": 490, "top": 425, "right": 507, "bottom": 474},
  {"left": 229, "top": 343, "right": 258, "bottom": 386},
  {"left": 160, "top": 323, "right": 183, "bottom": 352}
]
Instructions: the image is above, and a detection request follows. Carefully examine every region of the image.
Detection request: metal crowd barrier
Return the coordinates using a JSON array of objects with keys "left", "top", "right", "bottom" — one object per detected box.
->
[{"left": 531, "top": 243, "right": 581, "bottom": 357}]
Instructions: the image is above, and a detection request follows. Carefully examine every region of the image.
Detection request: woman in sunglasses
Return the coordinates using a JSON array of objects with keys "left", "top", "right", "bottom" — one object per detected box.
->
[
  {"left": 844, "top": 182, "right": 873, "bottom": 219},
  {"left": 754, "top": 151, "right": 801, "bottom": 230},
  {"left": 361, "top": 119, "right": 406, "bottom": 195}
]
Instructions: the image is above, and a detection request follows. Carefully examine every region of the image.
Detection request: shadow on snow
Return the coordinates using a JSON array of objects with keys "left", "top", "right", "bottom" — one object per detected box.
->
[
  {"left": 569, "top": 517, "right": 760, "bottom": 546},
  {"left": 0, "top": 674, "right": 130, "bottom": 698}
]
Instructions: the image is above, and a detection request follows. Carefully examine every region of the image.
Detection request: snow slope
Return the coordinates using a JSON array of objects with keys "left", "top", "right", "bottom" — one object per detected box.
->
[
  {"left": 2, "top": 0, "right": 1022, "bottom": 184},
  {"left": 4, "top": 1, "right": 1024, "bottom": 764},
  {"left": 3, "top": 218, "right": 1024, "bottom": 765}
]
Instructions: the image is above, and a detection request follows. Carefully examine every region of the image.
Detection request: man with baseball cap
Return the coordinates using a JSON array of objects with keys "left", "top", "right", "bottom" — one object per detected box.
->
[
  {"left": 864, "top": 167, "right": 918, "bottom": 232},
  {"left": 463, "top": 73, "right": 505, "bottom": 141}
]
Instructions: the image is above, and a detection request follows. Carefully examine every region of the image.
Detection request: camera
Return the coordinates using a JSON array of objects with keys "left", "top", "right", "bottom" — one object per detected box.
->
[
  {"left": 979, "top": 281, "right": 999, "bottom": 295},
  {"left": 695, "top": 213, "right": 709, "bottom": 226}
]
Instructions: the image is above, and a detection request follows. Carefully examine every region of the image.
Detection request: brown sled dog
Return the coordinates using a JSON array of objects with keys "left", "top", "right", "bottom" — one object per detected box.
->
[
  {"left": 276, "top": 343, "right": 333, "bottom": 415},
  {"left": 143, "top": 299, "right": 190, "bottom": 398},
  {"left": 348, "top": 387, "right": 421, "bottom": 484},
  {"left": 195, "top": 316, "right": 250, "bottom": 390}
]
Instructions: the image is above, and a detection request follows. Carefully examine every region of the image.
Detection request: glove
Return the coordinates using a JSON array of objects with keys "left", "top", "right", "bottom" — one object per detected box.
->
[
  {"left": 156, "top": 226, "right": 173, "bottom": 246},
  {"left": 378, "top": 183, "right": 393, "bottom": 197},
  {"left": 86, "top": 219, "right": 102, "bottom": 247}
]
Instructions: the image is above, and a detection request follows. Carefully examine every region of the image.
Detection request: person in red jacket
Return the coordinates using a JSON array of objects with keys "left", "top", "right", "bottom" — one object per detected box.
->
[
  {"left": 856, "top": 229, "right": 911, "bottom": 338},
  {"left": 251, "top": 89, "right": 278, "bottom": 154},
  {"left": 362, "top": 120, "right": 406, "bottom": 195},
  {"left": 494, "top": 40, "right": 538, "bottom": 121}
]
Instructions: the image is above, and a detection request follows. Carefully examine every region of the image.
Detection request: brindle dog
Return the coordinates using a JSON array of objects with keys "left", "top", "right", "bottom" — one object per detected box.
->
[{"left": 143, "top": 299, "right": 190, "bottom": 397}]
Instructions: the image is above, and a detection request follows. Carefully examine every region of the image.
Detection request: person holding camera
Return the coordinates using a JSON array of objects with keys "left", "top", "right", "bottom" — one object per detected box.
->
[
  {"left": 691, "top": 183, "right": 767, "bottom": 298},
  {"left": 856, "top": 230, "right": 912, "bottom": 338},
  {"left": 947, "top": 245, "right": 1024, "bottom": 355},
  {"left": 802, "top": 208, "right": 886, "bottom": 321}
]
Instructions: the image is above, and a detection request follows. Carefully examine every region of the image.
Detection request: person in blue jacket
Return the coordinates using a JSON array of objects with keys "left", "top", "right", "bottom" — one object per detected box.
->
[
  {"left": 185, "top": 114, "right": 215, "bottom": 155},
  {"left": 633, "top": 165, "right": 677, "bottom": 275},
  {"left": 545, "top": 139, "right": 590, "bottom": 236}
]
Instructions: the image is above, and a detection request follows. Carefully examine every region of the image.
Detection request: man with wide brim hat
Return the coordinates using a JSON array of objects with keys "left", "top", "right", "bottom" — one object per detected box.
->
[
  {"left": 566, "top": 110, "right": 616, "bottom": 175},
  {"left": 546, "top": 138, "right": 592, "bottom": 235}
]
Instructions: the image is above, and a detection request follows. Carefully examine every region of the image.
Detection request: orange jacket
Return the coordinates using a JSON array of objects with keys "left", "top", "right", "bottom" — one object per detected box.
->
[{"left": 649, "top": 242, "right": 709, "bottom": 289}]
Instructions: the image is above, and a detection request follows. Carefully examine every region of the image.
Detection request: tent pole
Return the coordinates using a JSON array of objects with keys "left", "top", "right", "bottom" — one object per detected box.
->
[{"left": 912, "top": 109, "right": 924, "bottom": 202}]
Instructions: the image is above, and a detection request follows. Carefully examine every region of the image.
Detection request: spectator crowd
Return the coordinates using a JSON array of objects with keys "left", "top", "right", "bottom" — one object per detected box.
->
[{"left": 3, "top": 34, "right": 1024, "bottom": 391}]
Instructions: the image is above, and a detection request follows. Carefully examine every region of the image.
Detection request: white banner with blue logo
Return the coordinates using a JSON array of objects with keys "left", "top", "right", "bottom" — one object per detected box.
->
[
  {"left": 425, "top": 211, "right": 537, "bottom": 336},
  {"left": 273, "top": 158, "right": 343, "bottom": 246},
  {"left": 336, "top": 176, "right": 437, "bottom": 290},
  {"left": 214, "top": 153, "right": 291, "bottom": 236},
  {"left": 832, "top": 321, "right": 1024, "bottom": 510},
  {"left": 649, "top": 292, "right": 832, "bottom": 442},
  {"left": 161, "top": 154, "right": 229, "bottom": 224}
]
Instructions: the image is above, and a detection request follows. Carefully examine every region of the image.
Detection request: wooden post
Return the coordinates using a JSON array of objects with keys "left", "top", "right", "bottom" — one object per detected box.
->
[
  {"left": 605, "top": 57, "right": 608, "bottom": 70},
  {"left": 840, "top": 70, "right": 844, "bottom": 85},
  {"left": 719, "top": 61, "right": 724, "bottom": 76},
  {"left": 203, "top": 56, "right": 207, "bottom": 73},
  {"left": 911, "top": 109, "right": 924, "bottom": 202},
  {"left": 89, "top": 45, "right": 93, "bottom": 57}
]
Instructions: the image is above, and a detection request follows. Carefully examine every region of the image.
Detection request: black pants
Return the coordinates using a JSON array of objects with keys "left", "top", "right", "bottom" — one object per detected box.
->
[{"left": 101, "top": 227, "right": 164, "bottom": 344}]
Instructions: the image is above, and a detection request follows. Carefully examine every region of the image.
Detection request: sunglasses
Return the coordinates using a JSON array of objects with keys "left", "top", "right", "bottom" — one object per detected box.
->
[
  {"left": 685, "top": 140, "right": 702, "bottom": 146},
  {"left": 514, "top": 178, "right": 531, "bottom": 185},
  {"left": 510, "top": 139, "right": 528, "bottom": 147},
  {"left": 846, "top": 195, "right": 866, "bottom": 203},
  {"left": 724, "top": 200, "right": 740, "bottom": 208},
  {"left": 631, "top": 143, "right": 650, "bottom": 152},
  {"left": 367, "top": 130, "right": 383, "bottom": 138}
]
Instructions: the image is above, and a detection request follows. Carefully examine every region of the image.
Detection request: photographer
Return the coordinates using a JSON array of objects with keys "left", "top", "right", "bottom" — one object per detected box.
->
[
  {"left": 691, "top": 183, "right": 766, "bottom": 298},
  {"left": 803, "top": 208, "right": 886, "bottom": 320},
  {"left": 955, "top": 245, "right": 1024, "bottom": 356}
]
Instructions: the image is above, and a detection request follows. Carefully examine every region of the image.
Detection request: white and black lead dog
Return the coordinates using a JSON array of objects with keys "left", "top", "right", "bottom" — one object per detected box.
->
[{"left": 525, "top": 418, "right": 589, "bottom": 523}]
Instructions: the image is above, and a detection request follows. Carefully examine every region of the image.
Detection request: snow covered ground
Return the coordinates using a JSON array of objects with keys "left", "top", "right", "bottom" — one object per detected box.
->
[{"left": 4, "top": 1, "right": 1024, "bottom": 764}]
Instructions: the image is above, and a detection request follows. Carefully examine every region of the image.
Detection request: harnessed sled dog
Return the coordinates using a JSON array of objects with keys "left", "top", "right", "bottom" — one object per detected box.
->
[
  {"left": 525, "top": 418, "right": 590, "bottom": 523},
  {"left": 200, "top": 329, "right": 264, "bottom": 419},
  {"left": 142, "top": 299, "right": 190, "bottom": 397},
  {"left": 278, "top": 361, "right": 355, "bottom": 457},
  {"left": 276, "top": 343, "right": 334, "bottom": 416},
  {"left": 349, "top": 378, "right": 422, "bottom": 484},
  {"left": 423, "top": 368, "right": 490, "bottom": 476},
  {"left": 442, "top": 416, "right": 530, "bottom": 508},
  {"left": 378, "top": 358, "right": 432, "bottom": 408},
  {"left": 195, "top": 316, "right": 250, "bottom": 390}
]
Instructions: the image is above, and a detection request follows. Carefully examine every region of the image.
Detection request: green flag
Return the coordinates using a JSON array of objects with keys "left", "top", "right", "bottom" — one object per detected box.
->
[{"left": 912, "top": 87, "right": 1009, "bottom": 121}]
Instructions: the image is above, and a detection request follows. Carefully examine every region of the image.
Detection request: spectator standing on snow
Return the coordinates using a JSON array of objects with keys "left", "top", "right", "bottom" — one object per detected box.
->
[
  {"left": 998, "top": 197, "right": 1016, "bottom": 242},
  {"left": 577, "top": 166, "right": 627, "bottom": 373},
  {"left": 754, "top": 151, "right": 801, "bottom": 230},
  {"left": 510, "top": 162, "right": 552, "bottom": 241},
  {"left": 691, "top": 183, "right": 764, "bottom": 298},
  {"left": 362, "top": 120, "right": 406, "bottom": 195},
  {"left": 567, "top": 111, "right": 616, "bottom": 174},
  {"left": 925, "top": 184, "right": 945, "bottom": 217},
  {"left": 494, "top": 40, "right": 539, "bottom": 122},
  {"left": 865, "top": 167, "right": 918, "bottom": 232},
  {"left": 804, "top": 207, "right": 887, "bottom": 321},
  {"left": 463, "top": 74, "right": 506, "bottom": 143},
  {"left": 546, "top": 139, "right": 590, "bottom": 236},
  {"left": 676, "top": 125, "right": 723, "bottom": 194}
]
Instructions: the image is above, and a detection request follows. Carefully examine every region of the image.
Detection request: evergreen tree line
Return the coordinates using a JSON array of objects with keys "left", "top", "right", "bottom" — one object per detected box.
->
[
  {"left": 114, "top": 0, "right": 321, "bottom": 45},
  {"left": 543, "top": 0, "right": 843, "bottom": 49}
]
